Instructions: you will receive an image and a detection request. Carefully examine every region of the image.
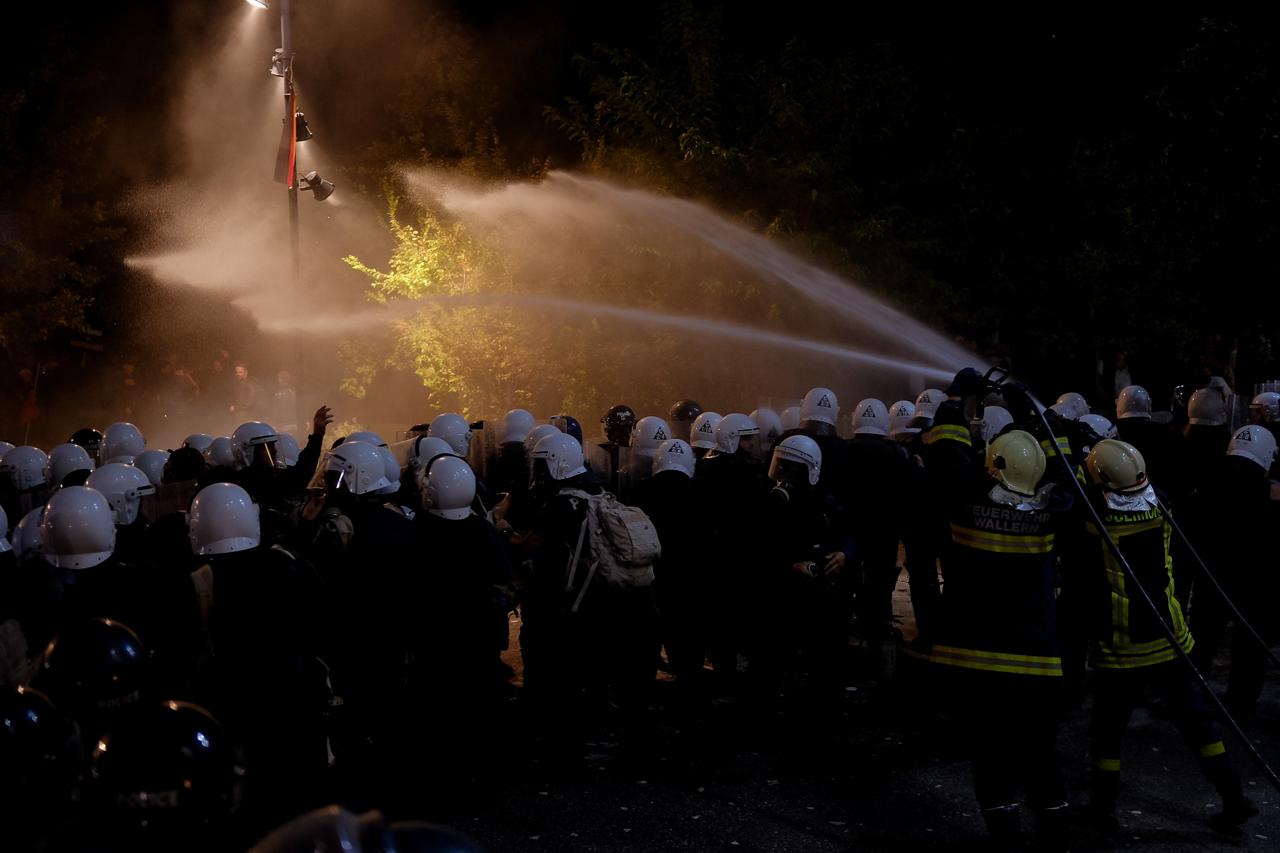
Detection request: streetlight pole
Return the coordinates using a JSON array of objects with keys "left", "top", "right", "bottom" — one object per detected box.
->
[
  {"left": 280, "top": 0, "right": 300, "bottom": 285},
  {"left": 251, "top": 0, "right": 319, "bottom": 435},
  {"left": 278, "top": 0, "right": 306, "bottom": 433}
]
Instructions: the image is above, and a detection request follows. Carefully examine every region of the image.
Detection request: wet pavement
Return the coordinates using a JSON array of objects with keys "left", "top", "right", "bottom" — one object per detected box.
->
[{"left": 427, "top": 572, "right": 1280, "bottom": 852}]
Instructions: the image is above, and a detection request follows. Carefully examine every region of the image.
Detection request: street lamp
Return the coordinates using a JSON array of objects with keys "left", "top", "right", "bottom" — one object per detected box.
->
[
  {"left": 300, "top": 170, "right": 335, "bottom": 201},
  {"left": 294, "top": 111, "right": 313, "bottom": 142},
  {"left": 246, "top": 0, "right": 330, "bottom": 433}
]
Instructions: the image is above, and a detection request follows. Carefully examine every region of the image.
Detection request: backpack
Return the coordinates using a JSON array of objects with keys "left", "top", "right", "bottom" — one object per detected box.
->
[{"left": 560, "top": 488, "right": 662, "bottom": 612}]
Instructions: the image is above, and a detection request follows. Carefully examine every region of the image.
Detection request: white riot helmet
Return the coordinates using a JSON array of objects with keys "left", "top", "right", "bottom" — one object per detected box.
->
[
  {"left": 1249, "top": 392, "right": 1280, "bottom": 425},
  {"left": 631, "top": 416, "right": 672, "bottom": 458},
  {"left": 183, "top": 433, "right": 215, "bottom": 454},
  {"left": 1188, "top": 388, "right": 1227, "bottom": 426},
  {"left": 1051, "top": 392, "right": 1090, "bottom": 420},
  {"left": 231, "top": 421, "right": 280, "bottom": 470},
  {"left": 980, "top": 405, "right": 1015, "bottom": 442},
  {"left": 188, "top": 482, "right": 260, "bottom": 555},
  {"left": 325, "top": 440, "right": 393, "bottom": 495},
  {"left": 274, "top": 434, "right": 301, "bottom": 468},
  {"left": 0, "top": 505, "right": 8, "bottom": 554},
  {"left": 750, "top": 408, "right": 784, "bottom": 448},
  {"left": 910, "top": 388, "right": 946, "bottom": 432},
  {"left": 203, "top": 437, "right": 236, "bottom": 469},
  {"left": 408, "top": 435, "right": 455, "bottom": 473},
  {"left": 13, "top": 507, "right": 43, "bottom": 563},
  {"left": 1228, "top": 425, "right": 1278, "bottom": 472},
  {"left": 1078, "top": 413, "right": 1118, "bottom": 444},
  {"left": 39, "top": 486, "right": 117, "bottom": 569},
  {"left": 769, "top": 434, "right": 823, "bottom": 486},
  {"left": 780, "top": 407, "right": 801, "bottom": 431},
  {"left": 712, "top": 413, "right": 760, "bottom": 455},
  {"left": 800, "top": 387, "right": 838, "bottom": 427},
  {"left": 345, "top": 430, "right": 388, "bottom": 448},
  {"left": 374, "top": 446, "right": 402, "bottom": 496},
  {"left": 523, "top": 424, "right": 561, "bottom": 458},
  {"left": 689, "top": 412, "right": 723, "bottom": 450},
  {"left": 133, "top": 449, "right": 170, "bottom": 486},
  {"left": 101, "top": 422, "right": 145, "bottom": 465},
  {"left": 87, "top": 463, "right": 157, "bottom": 527},
  {"left": 1115, "top": 385, "right": 1152, "bottom": 420},
  {"left": 501, "top": 409, "right": 536, "bottom": 444},
  {"left": 888, "top": 400, "right": 917, "bottom": 439},
  {"left": 852, "top": 398, "right": 890, "bottom": 437},
  {"left": 424, "top": 455, "right": 476, "bottom": 520},
  {"left": 2, "top": 446, "right": 50, "bottom": 491},
  {"left": 652, "top": 439, "right": 696, "bottom": 478},
  {"left": 530, "top": 432, "right": 587, "bottom": 482},
  {"left": 428, "top": 413, "right": 472, "bottom": 457},
  {"left": 914, "top": 388, "right": 945, "bottom": 421},
  {"left": 46, "top": 443, "right": 96, "bottom": 487}
]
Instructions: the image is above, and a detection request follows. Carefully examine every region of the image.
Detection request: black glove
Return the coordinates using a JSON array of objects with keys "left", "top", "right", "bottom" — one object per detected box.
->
[{"left": 1001, "top": 381, "right": 1039, "bottom": 426}]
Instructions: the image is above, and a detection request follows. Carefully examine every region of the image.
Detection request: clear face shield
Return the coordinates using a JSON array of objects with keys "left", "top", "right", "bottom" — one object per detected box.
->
[
  {"left": 110, "top": 483, "right": 158, "bottom": 527},
  {"left": 768, "top": 456, "right": 810, "bottom": 490},
  {"left": 248, "top": 437, "right": 278, "bottom": 470},
  {"left": 306, "top": 450, "right": 345, "bottom": 494},
  {"left": 529, "top": 456, "right": 558, "bottom": 494},
  {"left": 738, "top": 432, "right": 760, "bottom": 460}
]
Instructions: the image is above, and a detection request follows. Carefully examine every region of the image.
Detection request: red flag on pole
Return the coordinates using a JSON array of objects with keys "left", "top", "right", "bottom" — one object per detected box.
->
[{"left": 273, "top": 91, "right": 297, "bottom": 185}]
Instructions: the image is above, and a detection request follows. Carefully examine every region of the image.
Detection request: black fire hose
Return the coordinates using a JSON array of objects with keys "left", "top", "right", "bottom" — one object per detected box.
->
[
  {"left": 1008, "top": 383, "right": 1280, "bottom": 793},
  {"left": 1154, "top": 499, "right": 1280, "bottom": 672}
]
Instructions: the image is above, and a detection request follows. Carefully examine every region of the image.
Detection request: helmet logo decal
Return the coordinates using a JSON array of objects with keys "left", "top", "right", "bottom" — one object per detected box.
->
[
  {"left": 654, "top": 427, "right": 668, "bottom": 441},
  {"left": 818, "top": 395, "right": 832, "bottom": 408},
  {"left": 698, "top": 422, "right": 713, "bottom": 433},
  {"left": 862, "top": 405, "right": 876, "bottom": 418}
]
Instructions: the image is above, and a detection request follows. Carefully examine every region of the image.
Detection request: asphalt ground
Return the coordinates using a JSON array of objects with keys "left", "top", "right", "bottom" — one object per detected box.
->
[{"left": 416, "top": 573, "right": 1280, "bottom": 852}]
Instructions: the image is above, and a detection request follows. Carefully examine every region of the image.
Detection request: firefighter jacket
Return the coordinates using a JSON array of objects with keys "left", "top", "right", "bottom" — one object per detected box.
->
[
  {"left": 930, "top": 466, "right": 1073, "bottom": 677},
  {"left": 1083, "top": 488, "right": 1193, "bottom": 669}
]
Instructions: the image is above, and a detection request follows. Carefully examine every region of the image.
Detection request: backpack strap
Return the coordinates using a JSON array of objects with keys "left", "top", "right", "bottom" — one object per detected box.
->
[
  {"left": 565, "top": 513, "right": 590, "bottom": 596},
  {"left": 560, "top": 489, "right": 599, "bottom": 613}
]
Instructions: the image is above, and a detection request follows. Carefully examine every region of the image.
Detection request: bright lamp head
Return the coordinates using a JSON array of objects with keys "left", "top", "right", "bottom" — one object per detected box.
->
[
  {"left": 300, "top": 170, "right": 335, "bottom": 202},
  {"left": 269, "top": 48, "right": 289, "bottom": 77},
  {"left": 294, "top": 112, "right": 313, "bottom": 142},
  {"left": 246, "top": 1, "right": 270, "bottom": 9}
]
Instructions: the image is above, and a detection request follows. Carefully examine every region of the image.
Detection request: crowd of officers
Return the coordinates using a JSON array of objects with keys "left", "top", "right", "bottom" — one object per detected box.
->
[{"left": 0, "top": 370, "right": 1278, "bottom": 851}]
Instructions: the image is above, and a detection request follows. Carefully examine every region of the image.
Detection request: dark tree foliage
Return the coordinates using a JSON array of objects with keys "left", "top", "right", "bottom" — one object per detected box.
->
[{"left": 546, "top": 5, "right": 1280, "bottom": 394}]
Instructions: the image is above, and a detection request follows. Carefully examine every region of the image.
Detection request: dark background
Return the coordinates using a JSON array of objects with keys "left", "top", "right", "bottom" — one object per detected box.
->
[{"left": 4, "top": 2, "right": 1279, "bottom": 441}]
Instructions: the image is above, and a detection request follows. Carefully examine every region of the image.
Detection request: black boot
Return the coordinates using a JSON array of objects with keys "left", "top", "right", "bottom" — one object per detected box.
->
[
  {"left": 1031, "top": 801, "right": 1070, "bottom": 853},
  {"left": 1085, "top": 769, "right": 1120, "bottom": 837},
  {"left": 1209, "top": 793, "right": 1257, "bottom": 835},
  {"left": 981, "top": 803, "right": 1024, "bottom": 852}
]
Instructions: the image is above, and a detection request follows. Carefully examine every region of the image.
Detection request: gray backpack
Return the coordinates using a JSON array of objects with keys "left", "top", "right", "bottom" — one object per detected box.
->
[{"left": 561, "top": 489, "right": 662, "bottom": 612}]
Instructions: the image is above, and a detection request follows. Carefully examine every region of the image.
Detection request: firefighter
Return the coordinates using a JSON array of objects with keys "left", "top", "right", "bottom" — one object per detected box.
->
[
  {"left": 929, "top": 429, "right": 1072, "bottom": 849},
  {"left": 1081, "top": 439, "right": 1255, "bottom": 835}
]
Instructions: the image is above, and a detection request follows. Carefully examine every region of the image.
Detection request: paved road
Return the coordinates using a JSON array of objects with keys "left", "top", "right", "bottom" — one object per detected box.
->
[{"left": 424, "top": 572, "right": 1280, "bottom": 852}]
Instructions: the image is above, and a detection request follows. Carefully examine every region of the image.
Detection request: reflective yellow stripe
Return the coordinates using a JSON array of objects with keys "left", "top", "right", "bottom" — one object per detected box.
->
[
  {"left": 1199, "top": 741, "right": 1226, "bottom": 759},
  {"left": 930, "top": 644, "right": 1063, "bottom": 676},
  {"left": 1093, "top": 634, "right": 1195, "bottom": 668},
  {"left": 924, "top": 424, "right": 973, "bottom": 446},
  {"left": 1039, "top": 436, "right": 1072, "bottom": 458},
  {"left": 950, "top": 524, "right": 1055, "bottom": 555},
  {"left": 1094, "top": 758, "right": 1121, "bottom": 772},
  {"left": 1085, "top": 517, "right": 1165, "bottom": 538}
]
